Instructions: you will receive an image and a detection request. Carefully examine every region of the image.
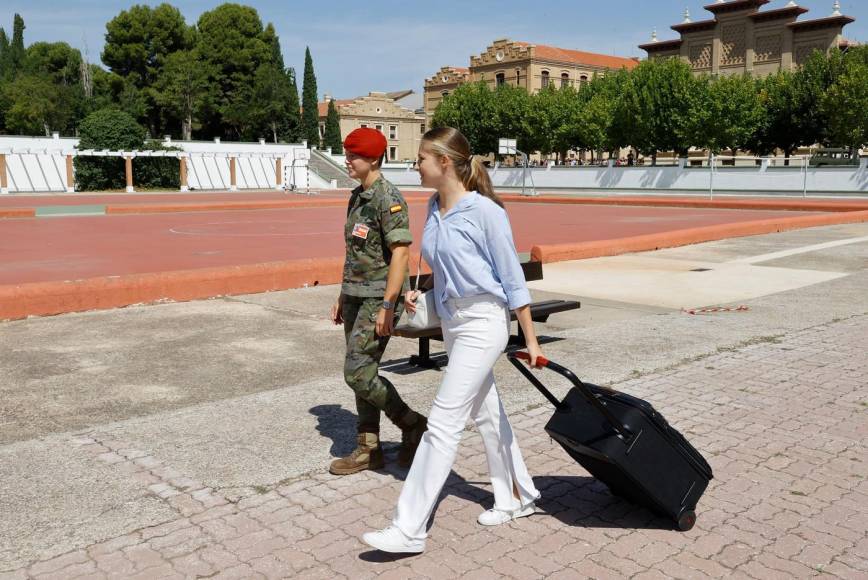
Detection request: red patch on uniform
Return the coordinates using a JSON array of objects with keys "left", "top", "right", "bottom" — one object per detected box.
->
[{"left": 352, "top": 223, "right": 370, "bottom": 239}]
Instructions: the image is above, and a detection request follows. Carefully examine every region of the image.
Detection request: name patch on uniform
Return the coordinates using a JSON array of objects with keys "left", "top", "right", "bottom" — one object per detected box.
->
[
  {"left": 351, "top": 223, "right": 370, "bottom": 239},
  {"left": 389, "top": 204, "right": 402, "bottom": 214}
]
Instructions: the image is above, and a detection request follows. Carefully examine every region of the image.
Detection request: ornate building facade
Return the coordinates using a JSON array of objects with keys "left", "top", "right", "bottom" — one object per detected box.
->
[
  {"left": 423, "top": 39, "right": 639, "bottom": 119},
  {"left": 318, "top": 92, "right": 426, "bottom": 162},
  {"left": 639, "top": 0, "right": 856, "bottom": 76}
]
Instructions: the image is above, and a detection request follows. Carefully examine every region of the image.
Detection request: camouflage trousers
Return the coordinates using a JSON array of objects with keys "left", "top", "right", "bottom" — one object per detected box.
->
[{"left": 342, "top": 295, "right": 410, "bottom": 434}]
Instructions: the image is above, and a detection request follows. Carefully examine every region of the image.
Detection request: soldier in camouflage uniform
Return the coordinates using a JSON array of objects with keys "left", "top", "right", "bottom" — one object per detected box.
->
[{"left": 329, "top": 128, "right": 427, "bottom": 475}]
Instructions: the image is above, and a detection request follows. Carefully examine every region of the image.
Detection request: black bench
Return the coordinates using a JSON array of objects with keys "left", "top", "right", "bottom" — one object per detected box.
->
[{"left": 394, "top": 261, "right": 580, "bottom": 369}]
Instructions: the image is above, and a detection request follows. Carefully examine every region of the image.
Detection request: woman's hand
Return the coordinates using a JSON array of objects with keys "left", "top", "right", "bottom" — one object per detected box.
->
[
  {"left": 404, "top": 290, "right": 421, "bottom": 314},
  {"left": 330, "top": 296, "right": 343, "bottom": 325},
  {"left": 526, "top": 340, "right": 544, "bottom": 369},
  {"left": 376, "top": 306, "right": 394, "bottom": 337}
]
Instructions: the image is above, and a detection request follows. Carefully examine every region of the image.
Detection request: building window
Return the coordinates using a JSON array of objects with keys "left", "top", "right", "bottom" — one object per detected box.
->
[
  {"left": 420, "top": 123, "right": 426, "bottom": 134},
  {"left": 319, "top": 123, "right": 325, "bottom": 137},
  {"left": 541, "top": 70, "right": 550, "bottom": 88},
  {"left": 389, "top": 146, "right": 397, "bottom": 161},
  {"left": 580, "top": 75, "right": 589, "bottom": 86},
  {"left": 360, "top": 124, "right": 368, "bottom": 129},
  {"left": 496, "top": 72, "right": 505, "bottom": 87},
  {"left": 389, "top": 125, "right": 397, "bottom": 140},
  {"left": 561, "top": 73, "right": 569, "bottom": 88},
  {"left": 516, "top": 68, "right": 522, "bottom": 84},
  {"left": 441, "top": 90, "right": 449, "bottom": 97},
  {"left": 375, "top": 124, "right": 383, "bottom": 134}
]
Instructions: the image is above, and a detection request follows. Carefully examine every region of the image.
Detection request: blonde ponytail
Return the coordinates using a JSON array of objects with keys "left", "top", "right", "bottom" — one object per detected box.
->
[
  {"left": 422, "top": 127, "right": 504, "bottom": 208},
  {"left": 468, "top": 155, "right": 500, "bottom": 207}
]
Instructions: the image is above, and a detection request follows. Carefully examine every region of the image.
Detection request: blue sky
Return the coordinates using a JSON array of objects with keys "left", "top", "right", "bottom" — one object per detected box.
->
[{"left": 3, "top": 0, "right": 866, "bottom": 101}]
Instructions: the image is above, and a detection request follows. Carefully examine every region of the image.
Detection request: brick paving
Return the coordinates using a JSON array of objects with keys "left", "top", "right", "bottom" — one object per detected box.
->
[{"left": 4, "top": 315, "right": 866, "bottom": 579}]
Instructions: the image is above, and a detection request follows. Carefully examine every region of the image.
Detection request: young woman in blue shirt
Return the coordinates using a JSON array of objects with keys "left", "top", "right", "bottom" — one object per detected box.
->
[{"left": 363, "top": 127, "right": 544, "bottom": 554}]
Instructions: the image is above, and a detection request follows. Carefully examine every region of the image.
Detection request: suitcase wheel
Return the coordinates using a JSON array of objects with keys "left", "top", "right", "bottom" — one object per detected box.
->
[{"left": 677, "top": 510, "right": 696, "bottom": 532}]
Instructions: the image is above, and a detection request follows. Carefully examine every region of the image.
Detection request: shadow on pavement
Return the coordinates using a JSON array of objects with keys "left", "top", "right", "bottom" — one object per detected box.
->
[
  {"left": 309, "top": 404, "right": 359, "bottom": 458},
  {"left": 533, "top": 475, "right": 674, "bottom": 531}
]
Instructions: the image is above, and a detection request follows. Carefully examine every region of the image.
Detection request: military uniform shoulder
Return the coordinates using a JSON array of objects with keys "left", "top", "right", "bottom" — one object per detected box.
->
[{"left": 371, "top": 177, "right": 405, "bottom": 206}]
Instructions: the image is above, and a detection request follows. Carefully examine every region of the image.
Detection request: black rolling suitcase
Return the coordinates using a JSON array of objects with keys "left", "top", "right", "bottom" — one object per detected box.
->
[{"left": 508, "top": 352, "right": 712, "bottom": 531}]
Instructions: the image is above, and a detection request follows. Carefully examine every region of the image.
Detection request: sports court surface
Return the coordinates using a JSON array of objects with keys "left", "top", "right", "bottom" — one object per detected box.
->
[{"left": 1, "top": 190, "right": 867, "bottom": 320}]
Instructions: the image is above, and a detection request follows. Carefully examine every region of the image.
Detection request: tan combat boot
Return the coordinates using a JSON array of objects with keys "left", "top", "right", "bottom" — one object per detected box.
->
[
  {"left": 397, "top": 413, "right": 428, "bottom": 468},
  {"left": 329, "top": 433, "right": 384, "bottom": 475}
]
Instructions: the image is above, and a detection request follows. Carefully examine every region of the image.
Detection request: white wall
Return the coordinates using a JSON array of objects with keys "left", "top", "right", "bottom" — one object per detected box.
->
[
  {"left": 381, "top": 161, "right": 868, "bottom": 195},
  {"left": 0, "top": 135, "right": 312, "bottom": 193}
]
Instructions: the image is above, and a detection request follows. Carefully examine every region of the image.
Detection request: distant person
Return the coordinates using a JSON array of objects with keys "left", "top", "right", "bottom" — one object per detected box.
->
[
  {"left": 329, "top": 128, "right": 427, "bottom": 475},
  {"left": 627, "top": 152, "right": 635, "bottom": 166},
  {"left": 362, "top": 127, "right": 543, "bottom": 554}
]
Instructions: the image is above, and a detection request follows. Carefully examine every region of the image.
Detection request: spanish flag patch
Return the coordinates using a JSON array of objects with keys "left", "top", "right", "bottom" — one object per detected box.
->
[{"left": 389, "top": 204, "right": 403, "bottom": 214}]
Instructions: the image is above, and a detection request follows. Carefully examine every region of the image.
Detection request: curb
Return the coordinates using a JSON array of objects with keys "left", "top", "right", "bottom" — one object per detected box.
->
[
  {"left": 500, "top": 195, "right": 868, "bottom": 213},
  {"left": 0, "top": 258, "right": 345, "bottom": 321},
  {"left": 0, "top": 208, "right": 36, "bottom": 219},
  {"left": 531, "top": 209, "right": 868, "bottom": 263}
]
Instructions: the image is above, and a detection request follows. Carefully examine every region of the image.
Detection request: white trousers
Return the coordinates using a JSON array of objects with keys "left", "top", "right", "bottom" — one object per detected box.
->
[{"left": 393, "top": 295, "right": 540, "bottom": 540}]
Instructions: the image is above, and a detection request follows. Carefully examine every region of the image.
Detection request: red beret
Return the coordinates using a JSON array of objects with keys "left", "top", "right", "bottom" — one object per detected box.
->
[{"left": 343, "top": 128, "right": 387, "bottom": 158}]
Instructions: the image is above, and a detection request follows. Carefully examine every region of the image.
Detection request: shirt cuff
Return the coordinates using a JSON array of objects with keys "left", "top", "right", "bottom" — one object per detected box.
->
[
  {"left": 505, "top": 287, "right": 531, "bottom": 310},
  {"left": 384, "top": 228, "right": 413, "bottom": 246}
]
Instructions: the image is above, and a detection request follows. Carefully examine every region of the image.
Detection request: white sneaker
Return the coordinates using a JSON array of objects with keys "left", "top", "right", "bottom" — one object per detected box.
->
[
  {"left": 362, "top": 526, "right": 425, "bottom": 554},
  {"left": 477, "top": 501, "right": 537, "bottom": 526}
]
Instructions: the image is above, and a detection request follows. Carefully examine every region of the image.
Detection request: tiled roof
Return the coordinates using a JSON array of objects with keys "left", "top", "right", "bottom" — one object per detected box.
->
[
  {"left": 515, "top": 42, "right": 639, "bottom": 69},
  {"left": 317, "top": 99, "right": 354, "bottom": 117}
]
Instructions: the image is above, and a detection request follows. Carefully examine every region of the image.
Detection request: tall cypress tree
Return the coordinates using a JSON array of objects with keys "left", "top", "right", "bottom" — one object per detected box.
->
[
  {"left": 301, "top": 46, "right": 320, "bottom": 148},
  {"left": 0, "top": 29, "right": 9, "bottom": 80},
  {"left": 323, "top": 99, "right": 342, "bottom": 153},
  {"left": 285, "top": 67, "right": 301, "bottom": 142},
  {"left": 10, "top": 14, "right": 25, "bottom": 75}
]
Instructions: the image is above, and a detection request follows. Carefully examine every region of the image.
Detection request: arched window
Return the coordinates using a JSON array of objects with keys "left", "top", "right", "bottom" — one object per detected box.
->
[
  {"left": 580, "top": 74, "right": 589, "bottom": 86},
  {"left": 441, "top": 90, "right": 449, "bottom": 97},
  {"left": 541, "top": 70, "right": 550, "bottom": 88},
  {"left": 496, "top": 72, "right": 505, "bottom": 87},
  {"left": 560, "top": 73, "right": 570, "bottom": 88}
]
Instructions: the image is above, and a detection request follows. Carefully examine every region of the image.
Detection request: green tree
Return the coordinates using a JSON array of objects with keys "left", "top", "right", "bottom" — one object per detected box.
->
[
  {"left": 74, "top": 108, "right": 147, "bottom": 190},
  {"left": 196, "top": 3, "right": 273, "bottom": 139},
  {"left": 791, "top": 48, "right": 848, "bottom": 148},
  {"left": 492, "top": 83, "right": 532, "bottom": 155},
  {"left": 248, "top": 32, "right": 299, "bottom": 143},
  {"left": 102, "top": 3, "right": 193, "bottom": 136},
  {"left": 9, "top": 14, "right": 25, "bottom": 76},
  {"left": 301, "top": 46, "right": 320, "bottom": 148},
  {"left": 821, "top": 57, "right": 868, "bottom": 151},
  {"left": 0, "top": 28, "right": 10, "bottom": 81},
  {"left": 3, "top": 74, "right": 72, "bottom": 135},
  {"left": 690, "top": 74, "right": 763, "bottom": 156},
  {"left": 154, "top": 49, "right": 214, "bottom": 139},
  {"left": 617, "top": 58, "right": 699, "bottom": 163},
  {"left": 574, "top": 69, "right": 631, "bottom": 160},
  {"left": 323, "top": 99, "right": 343, "bottom": 153},
  {"left": 284, "top": 67, "right": 301, "bottom": 142},
  {"left": 432, "top": 82, "right": 498, "bottom": 154},
  {"left": 527, "top": 85, "right": 580, "bottom": 161},
  {"left": 746, "top": 72, "right": 801, "bottom": 158}
]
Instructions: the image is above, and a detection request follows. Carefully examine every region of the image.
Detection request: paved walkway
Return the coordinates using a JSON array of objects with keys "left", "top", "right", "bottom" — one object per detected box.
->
[{"left": 4, "top": 314, "right": 865, "bottom": 579}]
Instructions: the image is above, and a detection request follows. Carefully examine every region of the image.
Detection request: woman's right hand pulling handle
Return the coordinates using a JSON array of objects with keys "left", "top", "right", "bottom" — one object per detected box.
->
[{"left": 404, "top": 290, "right": 421, "bottom": 314}]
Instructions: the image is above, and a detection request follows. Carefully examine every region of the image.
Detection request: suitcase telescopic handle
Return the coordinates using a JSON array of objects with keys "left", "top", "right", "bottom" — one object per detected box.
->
[{"left": 507, "top": 351, "right": 633, "bottom": 442}]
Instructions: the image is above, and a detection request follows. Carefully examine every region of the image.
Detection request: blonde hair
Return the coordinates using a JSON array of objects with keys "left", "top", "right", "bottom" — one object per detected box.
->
[{"left": 421, "top": 127, "right": 503, "bottom": 208}]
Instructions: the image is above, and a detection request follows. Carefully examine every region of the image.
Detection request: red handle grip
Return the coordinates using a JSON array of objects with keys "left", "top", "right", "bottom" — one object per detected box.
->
[{"left": 512, "top": 351, "right": 549, "bottom": 368}]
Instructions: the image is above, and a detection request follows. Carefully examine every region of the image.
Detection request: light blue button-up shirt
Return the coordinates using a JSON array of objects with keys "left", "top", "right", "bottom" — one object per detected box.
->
[{"left": 421, "top": 192, "right": 531, "bottom": 321}]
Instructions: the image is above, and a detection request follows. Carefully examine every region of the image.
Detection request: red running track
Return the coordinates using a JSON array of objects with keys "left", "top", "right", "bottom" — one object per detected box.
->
[{"left": 0, "top": 202, "right": 823, "bottom": 286}]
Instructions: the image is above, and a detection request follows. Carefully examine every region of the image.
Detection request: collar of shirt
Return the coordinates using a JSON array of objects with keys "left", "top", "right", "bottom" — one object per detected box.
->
[
  {"left": 354, "top": 175, "right": 385, "bottom": 201},
  {"left": 430, "top": 191, "right": 478, "bottom": 221}
]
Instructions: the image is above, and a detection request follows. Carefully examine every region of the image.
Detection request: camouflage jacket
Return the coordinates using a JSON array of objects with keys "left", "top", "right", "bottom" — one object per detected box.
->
[{"left": 342, "top": 175, "right": 412, "bottom": 297}]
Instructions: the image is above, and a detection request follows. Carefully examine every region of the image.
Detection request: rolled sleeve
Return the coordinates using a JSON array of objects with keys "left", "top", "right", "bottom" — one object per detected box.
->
[{"left": 484, "top": 204, "right": 531, "bottom": 310}]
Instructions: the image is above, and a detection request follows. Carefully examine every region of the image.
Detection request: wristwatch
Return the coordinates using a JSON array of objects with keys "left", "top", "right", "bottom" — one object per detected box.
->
[{"left": 382, "top": 300, "right": 394, "bottom": 310}]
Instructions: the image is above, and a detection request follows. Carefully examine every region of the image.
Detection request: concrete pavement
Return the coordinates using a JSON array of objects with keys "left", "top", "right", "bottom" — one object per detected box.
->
[{"left": 1, "top": 222, "right": 866, "bottom": 578}]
